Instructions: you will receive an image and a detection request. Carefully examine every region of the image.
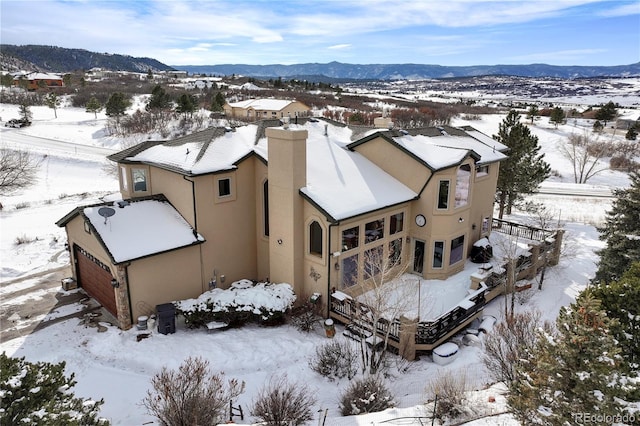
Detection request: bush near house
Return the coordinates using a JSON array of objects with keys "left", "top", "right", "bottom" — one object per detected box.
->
[{"left": 174, "top": 279, "right": 296, "bottom": 328}]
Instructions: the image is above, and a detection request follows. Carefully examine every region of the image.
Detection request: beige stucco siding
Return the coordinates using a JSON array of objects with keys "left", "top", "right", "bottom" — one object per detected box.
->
[
  {"left": 65, "top": 215, "right": 116, "bottom": 279},
  {"left": 351, "top": 136, "right": 432, "bottom": 193},
  {"left": 192, "top": 159, "right": 259, "bottom": 290},
  {"left": 126, "top": 245, "right": 203, "bottom": 320}
]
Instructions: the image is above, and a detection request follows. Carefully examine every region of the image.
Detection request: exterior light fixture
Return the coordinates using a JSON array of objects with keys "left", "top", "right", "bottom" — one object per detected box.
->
[
  {"left": 277, "top": 238, "right": 283, "bottom": 245},
  {"left": 111, "top": 278, "right": 120, "bottom": 288},
  {"left": 458, "top": 218, "right": 464, "bottom": 223}
]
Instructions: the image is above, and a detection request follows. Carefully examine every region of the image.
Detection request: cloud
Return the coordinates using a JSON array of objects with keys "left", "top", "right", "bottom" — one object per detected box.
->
[
  {"left": 328, "top": 44, "right": 352, "bottom": 50},
  {"left": 597, "top": 2, "right": 640, "bottom": 17}
]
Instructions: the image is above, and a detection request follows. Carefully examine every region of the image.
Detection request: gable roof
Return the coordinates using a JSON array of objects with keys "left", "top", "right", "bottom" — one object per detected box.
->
[
  {"left": 57, "top": 195, "right": 204, "bottom": 264},
  {"left": 227, "top": 99, "right": 306, "bottom": 111},
  {"left": 108, "top": 119, "right": 504, "bottom": 222}
]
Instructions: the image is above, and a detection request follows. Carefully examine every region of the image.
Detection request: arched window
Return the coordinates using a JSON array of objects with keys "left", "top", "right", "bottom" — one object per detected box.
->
[{"left": 309, "top": 221, "right": 323, "bottom": 256}]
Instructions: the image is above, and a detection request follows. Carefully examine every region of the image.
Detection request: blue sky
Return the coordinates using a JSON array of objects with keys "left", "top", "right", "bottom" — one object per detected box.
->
[{"left": 1, "top": 0, "right": 639, "bottom": 67}]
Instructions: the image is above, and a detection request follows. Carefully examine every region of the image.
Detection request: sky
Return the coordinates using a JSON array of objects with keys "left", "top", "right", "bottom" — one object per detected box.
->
[{"left": 1, "top": 0, "right": 639, "bottom": 67}]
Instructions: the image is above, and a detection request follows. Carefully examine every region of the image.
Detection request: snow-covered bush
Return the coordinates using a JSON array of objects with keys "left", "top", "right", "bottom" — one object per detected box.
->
[
  {"left": 0, "top": 353, "right": 109, "bottom": 425},
  {"left": 175, "top": 279, "right": 296, "bottom": 328},
  {"left": 426, "top": 369, "right": 470, "bottom": 421},
  {"left": 309, "top": 340, "right": 359, "bottom": 381},
  {"left": 339, "top": 375, "right": 394, "bottom": 416}
]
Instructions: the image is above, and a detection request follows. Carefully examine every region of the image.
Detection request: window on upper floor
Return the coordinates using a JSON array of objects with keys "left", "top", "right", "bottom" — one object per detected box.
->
[
  {"left": 365, "top": 218, "right": 385, "bottom": 243},
  {"left": 342, "top": 226, "right": 359, "bottom": 252},
  {"left": 437, "top": 180, "right": 450, "bottom": 210},
  {"left": 364, "top": 245, "right": 383, "bottom": 279},
  {"left": 218, "top": 178, "right": 231, "bottom": 197},
  {"left": 389, "top": 238, "right": 402, "bottom": 267},
  {"left": 120, "top": 166, "right": 129, "bottom": 192},
  {"left": 309, "top": 221, "right": 323, "bottom": 257},
  {"left": 476, "top": 164, "right": 490, "bottom": 177},
  {"left": 390, "top": 212, "right": 404, "bottom": 234},
  {"left": 132, "top": 168, "right": 148, "bottom": 192},
  {"left": 341, "top": 254, "right": 359, "bottom": 288},
  {"left": 455, "top": 164, "right": 471, "bottom": 208}
]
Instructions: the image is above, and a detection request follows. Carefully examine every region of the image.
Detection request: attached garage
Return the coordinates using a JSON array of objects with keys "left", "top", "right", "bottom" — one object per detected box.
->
[{"left": 74, "top": 245, "right": 117, "bottom": 316}]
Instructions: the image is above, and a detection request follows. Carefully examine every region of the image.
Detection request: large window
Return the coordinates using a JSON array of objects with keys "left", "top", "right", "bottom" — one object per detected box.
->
[
  {"left": 389, "top": 238, "right": 402, "bottom": 266},
  {"left": 132, "top": 168, "right": 147, "bottom": 192},
  {"left": 390, "top": 212, "right": 404, "bottom": 234},
  {"left": 309, "top": 221, "right": 323, "bottom": 256},
  {"left": 364, "top": 245, "right": 383, "bottom": 278},
  {"left": 455, "top": 164, "right": 471, "bottom": 208},
  {"left": 476, "top": 164, "right": 489, "bottom": 177},
  {"left": 433, "top": 241, "right": 444, "bottom": 269},
  {"left": 218, "top": 178, "right": 231, "bottom": 197},
  {"left": 342, "top": 226, "right": 359, "bottom": 251},
  {"left": 450, "top": 235, "right": 465, "bottom": 265},
  {"left": 437, "top": 180, "right": 449, "bottom": 209},
  {"left": 414, "top": 240, "right": 425, "bottom": 273},
  {"left": 342, "top": 254, "right": 359, "bottom": 288},
  {"left": 365, "top": 219, "right": 385, "bottom": 243}
]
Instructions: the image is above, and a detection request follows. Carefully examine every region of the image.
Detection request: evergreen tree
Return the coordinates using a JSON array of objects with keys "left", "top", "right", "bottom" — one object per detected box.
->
[
  {"left": 509, "top": 294, "right": 628, "bottom": 425},
  {"left": 44, "top": 92, "right": 61, "bottom": 118},
  {"left": 593, "top": 120, "right": 604, "bottom": 133},
  {"left": 19, "top": 102, "right": 33, "bottom": 123},
  {"left": 210, "top": 92, "right": 225, "bottom": 112},
  {"left": 105, "top": 92, "right": 130, "bottom": 123},
  {"left": 549, "top": 106, "right": 565, "bottom": 128},
  {"left": 0, "top": 353, "right": 109, "bottom": 425},
  {"left": 626, "top": 125, "right": 638, "bottom": 141},
  {"left": 85, "top": 96, "right": 103, "bottom": 119},
  {"left": 590, "top": 262, "right": 640, "bottom": 370},
  {"left": 1, "top": 73, "right": 13, "bottom": 87},
  {"left": 494, "top": 110, "right": 551, "bottom": 218},
  {"left": 526, "top": 105, "right": 539, "bottom": 124},
  {"left": 594, "top": 171, "right": 640, "bottom": 283},
  {"left": 595, "top": 101, "right": 617, "bottom": 126},
  {"left": 175, "top": 93, "right": 197, "bottom": 117},
  {"left": 146, "top": 84, "right": 172, "bottom": 112}
]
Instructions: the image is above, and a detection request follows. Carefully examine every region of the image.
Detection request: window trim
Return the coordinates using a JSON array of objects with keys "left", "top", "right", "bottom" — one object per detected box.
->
[
  {"left": 454, "top": 164, "right": 471, "bottom": 208},
  {"left": 309, "top": 220, "right": 323, "bottom": 257},
  {"left": 214, "top": 174, "right": 236, "bottom": 203},
  {"left": 433, "top": 240, "right": 445, "bottom": 269},
  {"left": 132, "top": 167, "right": 148, "bottom": 193},
  {"left": 437, "top": 180, "right": 450, "bottom": 210},
  {"left": 449, "top": 235, "right": 465, "bottom": 266}
]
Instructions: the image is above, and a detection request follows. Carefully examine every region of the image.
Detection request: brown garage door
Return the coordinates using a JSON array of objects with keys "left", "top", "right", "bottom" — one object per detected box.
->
[{"left": 74, "top": 245, "right": 117, "bottom": 316}]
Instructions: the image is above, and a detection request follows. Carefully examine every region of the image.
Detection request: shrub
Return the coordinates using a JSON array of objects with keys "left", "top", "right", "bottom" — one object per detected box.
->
[
  {"left": 142, "top": 356, "right": 244, "bottom": 426},
  {"left": 251, "top": 374, "right": 316, "bottom": 426},
  {"left": 289, "top": 302, "right": 320, "bottom": 332},
  {"left": 339, "top": 375, "right": 394, "bottom": 416},
  {"left": 426, "top": 369, "right": 469, "bottom": 421},
  {"left": 610, "top": 155, "right": 639, "bottom": 173},
  {"left": 309, "top": 339, "right": 359, "bottom": 381},
  {"left": 0, "top": 353, "right": 108, "bottom": 425},
  {"left": 15, "top": 201, "right": 30, "bottom": 209},
  {"left": 15, "top": 234, "right": 36, "bottom": 245}
]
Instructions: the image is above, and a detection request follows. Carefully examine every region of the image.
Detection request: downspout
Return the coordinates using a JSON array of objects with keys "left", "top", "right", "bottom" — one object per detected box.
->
[
  {"left": 124, "top": 263, "right": 133, "bottom": 324},
  {"left": 183, "top": 175, "right": 206, "bottom": 290}
]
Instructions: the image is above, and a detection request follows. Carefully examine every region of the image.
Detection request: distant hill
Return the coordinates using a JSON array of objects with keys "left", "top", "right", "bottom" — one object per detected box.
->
[
  {"left": 0, "top": 44, "right": 175, "bottom": 73},
  {"left": 177, "top": 61, "right": 640, "bottom": 80}
]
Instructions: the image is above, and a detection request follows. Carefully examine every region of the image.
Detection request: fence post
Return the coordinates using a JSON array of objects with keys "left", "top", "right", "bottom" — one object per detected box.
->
[
  {"left": 399, "top": 316, "right": 417, "bottom": 361},
  {"left": 527, "top": 243, "right": 541, "bottom": 279},
  {"left": 549, "top": 230, "right": 564, "bottom": 266}
]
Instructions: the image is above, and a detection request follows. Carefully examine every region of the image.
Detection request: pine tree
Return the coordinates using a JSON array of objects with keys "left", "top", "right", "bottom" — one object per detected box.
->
[
  {"left": 509, "top": 294, "right": 628, "bottom": 425},
  {"left": 85, "top": 96, "right": 103, "bottom": 119},
  {"left": 549, "top": 107, "right": 565, "bottom": 128},
  {"left": 526, "top": 105, "right": 539, "bottom": 124},
  {"left": 626, "top": 125, "right": 638, "bottom": 141},
  {"left": 105, "top": 92, "right": 130, "bottom": 123},
  {"left": 176, "top": 93, "right": 197, "bottom": 117},
  {"left": 0, "top": 353, "right": 109, "bottom": 425},
  {"left": 494, "top": 110, "right": 551, "bottom": 218},
  {"left": 590, "top": 262, "right": 640, "bottom": 370},
  {"left": 146, "top": 84, "right": 171, "bottom": 112},
  {"left": 595, "top": 101, "right": 617, "bottom": 126},
  {"left": 594, "top": 171, "right": 640, "bottom": 283}
]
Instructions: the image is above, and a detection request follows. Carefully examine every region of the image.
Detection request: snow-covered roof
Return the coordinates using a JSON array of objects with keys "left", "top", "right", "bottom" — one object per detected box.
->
[
  {"left": 227, "top": 98, "right": 300, "bottom": 111},
  {"left": 83, "top": 197, "right": 204, "bottom": 263},
  {"left": 117, "top": 119, "right": 504, "bottom": 222}
]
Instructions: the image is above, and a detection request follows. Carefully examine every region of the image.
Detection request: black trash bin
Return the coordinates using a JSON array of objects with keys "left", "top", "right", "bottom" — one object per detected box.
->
[{"left": 156, "top": 303, "right": 176, "bottom": 335}]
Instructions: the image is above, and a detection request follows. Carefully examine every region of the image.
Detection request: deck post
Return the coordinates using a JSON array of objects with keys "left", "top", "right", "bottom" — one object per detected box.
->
[{"left": 399, "top": 316, "right": 417, "bottom": 361}]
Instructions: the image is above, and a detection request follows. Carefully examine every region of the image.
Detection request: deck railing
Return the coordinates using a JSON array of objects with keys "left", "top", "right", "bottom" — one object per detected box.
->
[{"left": 492, "top": 218, "right": 554, "bottom": 242}]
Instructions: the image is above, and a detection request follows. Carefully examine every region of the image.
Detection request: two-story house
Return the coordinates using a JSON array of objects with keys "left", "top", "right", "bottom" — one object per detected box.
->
[{"left": 57, "top": 118, "right": 507, "bottom": 330}]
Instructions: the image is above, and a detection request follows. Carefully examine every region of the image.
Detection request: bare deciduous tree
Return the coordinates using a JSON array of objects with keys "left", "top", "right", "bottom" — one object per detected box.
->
[
  {"left": 482, "top": 310, "right": 551, "bottom": 384},
  {"left": 350, "top": 245, "right": 417, "bottom": 374},
  {"left": 142, "top": 356, "right": 245, "bottom": 426},
  {"left": 0, "top": 148, "right": 42, "bottom": 197},
  {"left": 561, "top": 132, "right": 610, "bottom": 184},
  {"left": 251, "top": 374, "right": 316, "bottom": 426}
]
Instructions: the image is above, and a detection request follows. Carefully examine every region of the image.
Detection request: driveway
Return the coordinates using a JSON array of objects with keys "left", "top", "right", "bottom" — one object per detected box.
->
[{"left": 0, "top": 266, "right": 110, "bottom": 342}]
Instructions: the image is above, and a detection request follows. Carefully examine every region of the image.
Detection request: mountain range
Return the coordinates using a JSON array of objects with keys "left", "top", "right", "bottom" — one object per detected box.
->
[{"left": 1, "top": 44, "right": 638, "bottom": 80}]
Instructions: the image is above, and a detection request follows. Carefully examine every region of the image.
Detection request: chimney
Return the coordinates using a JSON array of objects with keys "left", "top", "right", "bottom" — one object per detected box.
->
[{"left": 266, "top": 126, "right": 308, "bottom": 292}]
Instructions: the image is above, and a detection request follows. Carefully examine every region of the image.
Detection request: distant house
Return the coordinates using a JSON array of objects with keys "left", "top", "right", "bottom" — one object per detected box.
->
[
  {"left": 12, "top": 71, "right": 63, "bottom": 90},
  {"left": 57, "top": 118, "right": 507, "bottom": 334},
  {"left": 616, "top": 117, "right": 640, "bottom": 130},
  {"left": 223, "top": 98, "right": 310, "bottom": 120}
]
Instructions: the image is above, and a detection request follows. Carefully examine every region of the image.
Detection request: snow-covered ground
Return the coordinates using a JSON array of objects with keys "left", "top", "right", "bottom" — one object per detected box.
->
[{"left": 0, "top": 94, "right": 634, "bottom": 425}]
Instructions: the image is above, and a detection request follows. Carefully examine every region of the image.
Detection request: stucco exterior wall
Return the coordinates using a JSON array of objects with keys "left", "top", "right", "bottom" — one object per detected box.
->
[{"left": 126, "top": 245, "right": 203, "bottom": 320}]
